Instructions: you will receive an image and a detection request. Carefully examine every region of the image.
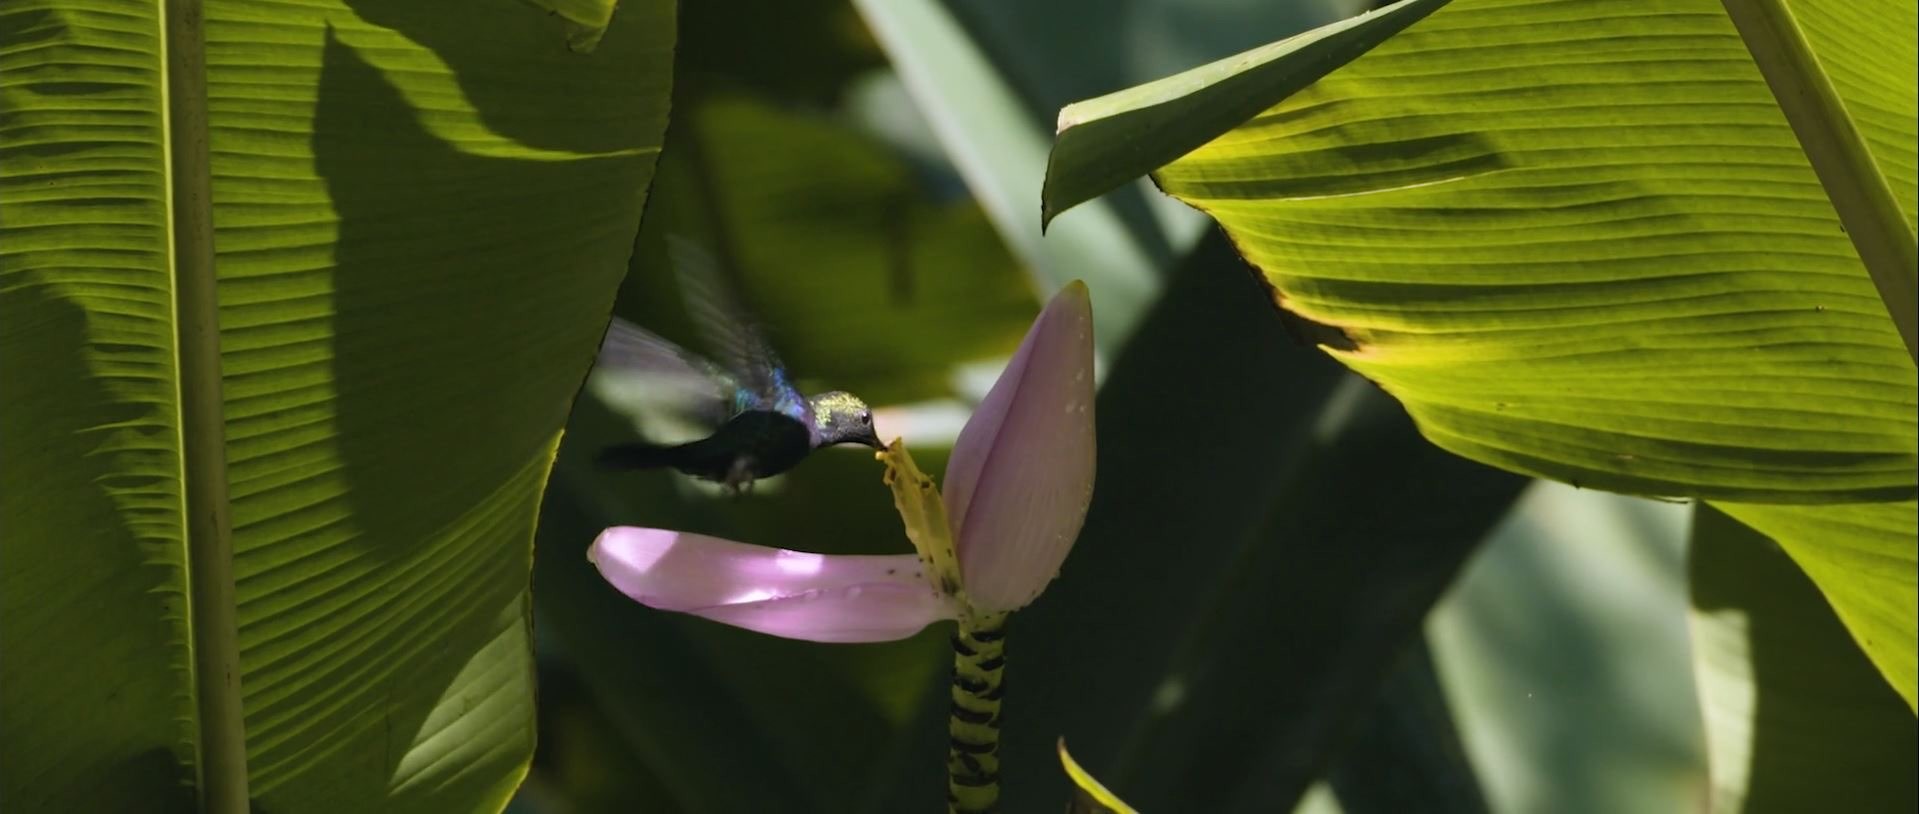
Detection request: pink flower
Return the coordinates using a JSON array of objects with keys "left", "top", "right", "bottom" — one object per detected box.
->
[{"left": 589, "top": 282, "right": 1097, "bottom": 641}]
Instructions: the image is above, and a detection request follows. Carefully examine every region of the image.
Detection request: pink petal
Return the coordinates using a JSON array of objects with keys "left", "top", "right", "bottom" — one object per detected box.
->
[
  {"left": 945, "top": 281, "right": 1097, "bottom": 612},
  {"left": 590, "top": 527, "right": 958, "bottom": 643}
]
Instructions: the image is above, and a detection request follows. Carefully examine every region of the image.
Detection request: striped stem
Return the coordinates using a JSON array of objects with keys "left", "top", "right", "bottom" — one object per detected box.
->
[{"left": 948, "top": 612, "right": 1008, "bottom": 813}]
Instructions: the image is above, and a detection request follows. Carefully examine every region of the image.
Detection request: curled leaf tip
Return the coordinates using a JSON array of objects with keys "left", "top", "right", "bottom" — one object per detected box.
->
[{"left": 1058, "top": 737, "right": 1139, "bottom": 814}]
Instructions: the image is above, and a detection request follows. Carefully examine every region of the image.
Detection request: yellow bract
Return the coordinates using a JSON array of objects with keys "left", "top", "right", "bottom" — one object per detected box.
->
[{"left": 878, "top": 439, "right": 966, "bottom": 602}]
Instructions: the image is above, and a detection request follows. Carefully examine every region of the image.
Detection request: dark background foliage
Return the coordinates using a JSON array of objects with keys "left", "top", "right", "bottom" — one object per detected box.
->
[{"left": 504, "top": 2, "right": 1898, "bottom": 812}]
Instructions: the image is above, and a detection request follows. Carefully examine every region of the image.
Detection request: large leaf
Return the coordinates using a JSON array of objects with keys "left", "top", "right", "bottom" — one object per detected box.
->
[
  {"left": 1718, "top": 0, "right": 1918, "bottom": 359},
  {"left": 1689, "top": 505, "right": 1915, "bottom": 812},
  {"left": 0, "top": 0, "right": 672, "bottom": 809},
  {"left": 1042, "top": 0, "right": 1917, "bottom": 704}
]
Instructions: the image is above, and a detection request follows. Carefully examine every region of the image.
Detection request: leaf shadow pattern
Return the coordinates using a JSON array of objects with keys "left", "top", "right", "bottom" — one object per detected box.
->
[
  {"left": 236, "top": 6, "right": 666, "bottom": 808},
  {"left": 1117, "top": 378, "right": 1523, "bottom": 812},
  {"left": 0, "top": 290, "right": 199, "bottom": 812}
]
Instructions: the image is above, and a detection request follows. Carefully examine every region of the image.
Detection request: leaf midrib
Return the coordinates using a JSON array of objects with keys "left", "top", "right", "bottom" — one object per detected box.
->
[
  {"left": 161, "top": 0, "right": 248, "bottom": 810},
  {"left": 1718, "top": 0, "right": 1919, "bottom": 362}
]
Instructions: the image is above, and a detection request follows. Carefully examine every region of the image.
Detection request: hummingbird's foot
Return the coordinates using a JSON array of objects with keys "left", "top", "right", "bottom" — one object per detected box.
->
[{"left": 723, "top": 456, "right": 758, "bottom": 497}]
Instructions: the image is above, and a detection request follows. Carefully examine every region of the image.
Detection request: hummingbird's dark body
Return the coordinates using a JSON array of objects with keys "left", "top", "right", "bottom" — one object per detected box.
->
[
  {"left": 593, "top": 239, "right": 881, "bottom": 491},
  {"left": 598, "top": 400, "right": 817, "bottom": 484}
]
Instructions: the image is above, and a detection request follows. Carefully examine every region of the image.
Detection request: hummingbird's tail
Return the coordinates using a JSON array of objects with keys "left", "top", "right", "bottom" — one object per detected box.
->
[{"left": 595, "top": 441, "right": 689, "bottom": 471}]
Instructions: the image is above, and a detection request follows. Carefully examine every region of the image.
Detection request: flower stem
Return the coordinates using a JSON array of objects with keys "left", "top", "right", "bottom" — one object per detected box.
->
[{"left": 948, "top": 612, "right": 1008, "bottom": 813}]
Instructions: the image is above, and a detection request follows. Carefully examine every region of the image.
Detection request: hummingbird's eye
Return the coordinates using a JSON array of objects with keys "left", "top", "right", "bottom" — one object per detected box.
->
[{"left": 860, "top": 410, "right": 872, "bottom": 424}]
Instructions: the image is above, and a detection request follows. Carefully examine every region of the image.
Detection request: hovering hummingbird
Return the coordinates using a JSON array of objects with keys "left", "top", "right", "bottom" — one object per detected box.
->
[{"left": 593, "top": 238, "right": 883, "bottom": 492}]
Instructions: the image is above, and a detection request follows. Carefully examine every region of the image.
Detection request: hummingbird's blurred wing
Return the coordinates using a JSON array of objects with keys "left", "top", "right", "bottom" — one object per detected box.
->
[
  {"left": 594, "top": 315, "right": 738, "bottom": 429},
  {"left": 664, "top": 236, "right": 796, "bottom": 410}
]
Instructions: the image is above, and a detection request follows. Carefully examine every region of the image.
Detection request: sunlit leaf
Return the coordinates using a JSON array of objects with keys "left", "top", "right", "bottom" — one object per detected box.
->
[
  {"left": 1042, "top": 0, "right": 1917, "bottom": 704},
  {"left": 0, "top": 1, "right": 672, "bottom": 808},
  {"left": 1717, "top": 500, "right": 1919, "bottom": 708},
  {"left": 1043, "top": 0, "right": 1449, "bottom": 224},
  {"left": 1719, "top": 0, "right": 1918, "bottom": 359}
]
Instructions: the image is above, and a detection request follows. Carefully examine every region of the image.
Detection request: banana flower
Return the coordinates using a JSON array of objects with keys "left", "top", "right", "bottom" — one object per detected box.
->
[{"left": 589, "top": 281, "right": 1096, "bottom": 812}]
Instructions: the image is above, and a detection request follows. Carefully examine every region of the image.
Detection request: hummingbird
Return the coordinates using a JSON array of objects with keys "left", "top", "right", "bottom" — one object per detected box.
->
[{"left": 592, "top": 238, "right": 883, "bottom": 493}]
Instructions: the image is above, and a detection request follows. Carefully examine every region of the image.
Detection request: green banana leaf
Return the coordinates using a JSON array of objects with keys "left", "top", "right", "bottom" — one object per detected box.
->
[
  {"left": 1042, "top": 0, "right": 1918, "bottom": 706},
  {"left": 1041, "top": 0, "right": 1450, "bottom": 228},
  {"left": 1715, "top": 499, "right": 1919, "bottom": 710},
  {"left": 941, "top": 0, "right": 1367, "bottom": 134},
  {"left": 0, "top": 0, "right": 672, "bottom": 809},
  {"left": 1689, "top": 505, "right": 1915, "bottom": 812}
]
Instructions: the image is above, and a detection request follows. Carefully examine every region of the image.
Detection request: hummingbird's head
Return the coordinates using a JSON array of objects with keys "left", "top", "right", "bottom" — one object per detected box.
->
[{"left": 808, "top": 390, "right": 883, "bottom": 449}]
